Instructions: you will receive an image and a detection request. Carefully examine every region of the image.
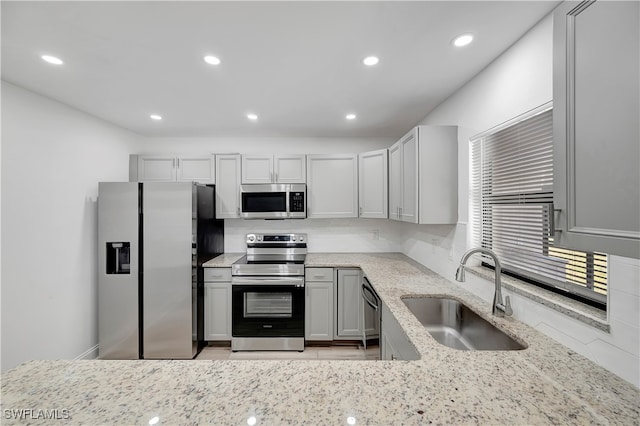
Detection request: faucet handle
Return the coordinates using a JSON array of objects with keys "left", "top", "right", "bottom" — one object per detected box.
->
[{"left": 504, "top": 295, "right": 513, "bottom": 316}]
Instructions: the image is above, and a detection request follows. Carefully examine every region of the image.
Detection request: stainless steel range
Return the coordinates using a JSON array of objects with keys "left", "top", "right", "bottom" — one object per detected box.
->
[{"left": 231, "top": 233, "right": 307, "bottom": 351}]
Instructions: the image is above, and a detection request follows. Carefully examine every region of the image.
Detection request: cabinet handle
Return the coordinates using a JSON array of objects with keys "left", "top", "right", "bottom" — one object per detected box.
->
[
  {"left": 359, "top": 207, "right": 363, "bottom": 216},
  {"left": 546, "top": 203, "right": 563, "bottom": 234},
  {"left": 237, "top": 207, "right": 240, "bottom": 216},
  {"left": 176, "top": 158, "right": 180, "bottom": 168}
]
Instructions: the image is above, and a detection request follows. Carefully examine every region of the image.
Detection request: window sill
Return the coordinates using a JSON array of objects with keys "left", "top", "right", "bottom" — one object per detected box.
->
[{"left": 465, "top": 266, "right": 609, "bottom": 333}]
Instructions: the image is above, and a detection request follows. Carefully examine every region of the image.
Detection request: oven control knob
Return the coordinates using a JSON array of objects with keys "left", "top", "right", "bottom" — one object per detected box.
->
[
  {"left": 248, "top": 235, "right": 255, "bottom": 242},
  {"left": 292, "top": 236, "right": 297, "bottom": 242},
  {"left": 299, "top": 236, "right": 305, "bottom": 242},
  {"left": 257, "top": 235, "right": 263, "bottom": 241}
]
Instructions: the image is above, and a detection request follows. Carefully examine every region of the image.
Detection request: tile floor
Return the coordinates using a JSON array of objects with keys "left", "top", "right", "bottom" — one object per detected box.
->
[{"left": 196, "top": 344, "right": 380, "bottom": 361}]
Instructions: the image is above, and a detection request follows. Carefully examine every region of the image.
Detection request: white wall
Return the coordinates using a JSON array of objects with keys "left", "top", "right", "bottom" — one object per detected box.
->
[
  {"left": 407, "top": 14, "right": 640, "bottom": 388},
  {"left": 0, "top": 82, "right": 140, "bottom": 372}
]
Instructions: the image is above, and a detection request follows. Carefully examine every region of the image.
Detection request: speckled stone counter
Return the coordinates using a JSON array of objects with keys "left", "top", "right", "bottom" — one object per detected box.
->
[
  {"left": 2, "top": 253, "right": 638, "bottom": 425},
  {"left": 202, "top": 253, "right": 244, "bottom": 267}
]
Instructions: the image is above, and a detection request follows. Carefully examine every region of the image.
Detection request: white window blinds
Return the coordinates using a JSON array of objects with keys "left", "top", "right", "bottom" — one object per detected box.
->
[{"left": 470, "top": 104, "right": 607, "bottom": 306}]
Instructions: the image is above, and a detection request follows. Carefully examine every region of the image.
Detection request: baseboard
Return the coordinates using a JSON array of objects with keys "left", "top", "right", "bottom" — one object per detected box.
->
[{"left": 74, "top": 344, "right": 99, "bottom": 361}]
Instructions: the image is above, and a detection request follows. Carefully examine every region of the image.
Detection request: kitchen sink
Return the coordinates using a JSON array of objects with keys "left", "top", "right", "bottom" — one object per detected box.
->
[{"left": 401, "top": 297, "right": 526, "bottom": 351}]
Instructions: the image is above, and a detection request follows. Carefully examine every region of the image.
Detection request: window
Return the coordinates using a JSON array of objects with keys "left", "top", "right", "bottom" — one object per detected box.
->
[{"left": 470, "top": 103, "right": 607, "bottom": 308}]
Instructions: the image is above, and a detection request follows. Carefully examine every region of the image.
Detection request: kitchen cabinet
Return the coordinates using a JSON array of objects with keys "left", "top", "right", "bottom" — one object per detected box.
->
[
  {"left": 129, "top": 154, "right": 215, "bottom": 184},
  {"left": 203, "top": 268, "right": 232, "bottom": 341},
  {"left": 304, "top": 268, "right": 334, "bottom": 341},
  {"left": 307, "top": 154, "right": 358, "bottom": 218},
  {"left": 380, "top": 301, "right": 419, "bottom": 361},
  {"left": 358, "top": 149, "right": 388, "bottom": 219},
  {"left": 334, "top": 268, "right": 363, "bottom": 340},
  {"left": 241, "top": 154, "right": 306, "bottom": 184},
  {"left": 388, "top": 126, "right": 458, "bottom": 224},
  {"left": 389, "top": 133, "right": 418, "bottom": 222},
  {"left": 215, "top": 154, "right": 241, "bottom": 218},
  {"left": 552, "top": 1, "right": 640, "bottom": 259}
]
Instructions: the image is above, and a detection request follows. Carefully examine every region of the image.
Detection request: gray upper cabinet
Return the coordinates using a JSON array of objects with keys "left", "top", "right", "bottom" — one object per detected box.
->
[
  {"left": 306, "top": 154, "right": 358, "bottom": 218},
  {"left": 241, "top": 154, "right": 306, "bottom": 184},
  {"left": 130, "top": 154, "right": 215, "bottom": 184},
  {"left": 215, "top": 154, "right": 241, "bottom": 218},
  {"left": 553, "top": 1, "right": 640, "bottom": 258},
  {"left": 358, "top": 149, "right": 388, "bottom": 219},
  {"left": 388, "top": 126, "right": 458, "bottom": 225}
]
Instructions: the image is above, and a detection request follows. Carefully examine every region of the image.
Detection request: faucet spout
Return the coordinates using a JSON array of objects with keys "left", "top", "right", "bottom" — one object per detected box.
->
[{"left": 455, "top": 247, "right": 512, "bottom": 317}]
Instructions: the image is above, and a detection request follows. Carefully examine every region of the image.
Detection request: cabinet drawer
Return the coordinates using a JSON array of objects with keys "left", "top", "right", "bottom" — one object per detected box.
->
[
  {"left": 305, "top": 267, "right": 334, "bottom": 282},
  {"left": 204, "top": 268, "right": 232, "bottom": 282}
]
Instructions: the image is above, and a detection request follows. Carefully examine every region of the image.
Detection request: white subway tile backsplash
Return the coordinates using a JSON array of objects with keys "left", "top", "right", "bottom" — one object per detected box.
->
[
  {"left": 609, "top": 255, "right": 640, "bottom": 297},
  {"left": 586, "top": 339, "right": 640, "bottom": 388},
  {"left": 608, "top": 317, "right": 640, "bottom": 357}
]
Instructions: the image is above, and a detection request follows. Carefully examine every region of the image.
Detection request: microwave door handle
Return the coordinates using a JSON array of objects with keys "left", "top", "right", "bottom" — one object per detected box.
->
[{"left": 285, "top": 185, "right": 291, "bottom": 217}]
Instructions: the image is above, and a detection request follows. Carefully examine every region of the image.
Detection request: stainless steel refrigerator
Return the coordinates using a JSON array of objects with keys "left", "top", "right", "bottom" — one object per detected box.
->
[{"left": 98, "top": 182, "right": 224, "bottom": 359}]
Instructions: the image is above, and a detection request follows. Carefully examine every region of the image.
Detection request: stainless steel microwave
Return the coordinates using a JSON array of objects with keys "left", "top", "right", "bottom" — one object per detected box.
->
[{"left": 240, "top": 184, "right": 306, "bottom": 219}]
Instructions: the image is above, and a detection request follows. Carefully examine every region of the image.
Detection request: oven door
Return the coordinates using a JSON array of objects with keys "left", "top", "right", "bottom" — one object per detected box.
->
[{"left": 231, "top": 276, "right": 305, "bottom": 338}]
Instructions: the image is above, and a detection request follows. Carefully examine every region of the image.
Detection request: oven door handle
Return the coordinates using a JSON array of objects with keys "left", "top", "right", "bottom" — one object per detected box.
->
[{"left": 231, "top": 276, "right": 305, "bottom": 286}]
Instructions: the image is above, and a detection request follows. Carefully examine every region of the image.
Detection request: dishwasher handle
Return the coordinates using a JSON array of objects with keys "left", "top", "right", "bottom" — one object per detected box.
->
[{"left": 362, "top": 281, "right": 379, "bottom": 311}]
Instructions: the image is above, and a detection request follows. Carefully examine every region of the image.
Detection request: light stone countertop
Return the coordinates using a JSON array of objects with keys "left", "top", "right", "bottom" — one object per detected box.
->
[{"left": 2, "top": 253, "right": 638, "bottom": 425}]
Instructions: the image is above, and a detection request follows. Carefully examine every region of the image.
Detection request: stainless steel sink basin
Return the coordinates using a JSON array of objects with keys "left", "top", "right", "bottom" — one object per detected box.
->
[{"left": 402, "top": 297, "right": 526, "bottom": 351}]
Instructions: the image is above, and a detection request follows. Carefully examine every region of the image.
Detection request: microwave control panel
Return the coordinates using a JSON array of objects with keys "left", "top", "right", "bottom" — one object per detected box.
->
[{"left": 290, "top": 192, "right": 305, "bottom": 212}]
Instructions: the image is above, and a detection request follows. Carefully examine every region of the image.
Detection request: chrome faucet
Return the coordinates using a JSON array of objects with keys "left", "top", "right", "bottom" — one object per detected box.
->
[{"left": 455, "top": 248, "right": 513, "bottom": 317}]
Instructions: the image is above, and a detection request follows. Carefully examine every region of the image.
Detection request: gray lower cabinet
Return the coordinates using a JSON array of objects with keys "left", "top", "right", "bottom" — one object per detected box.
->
[
  {"left": 304, "top": 268, "right": 334, "bottom": 341},
  {"left": 381, "top": 301, "right": 419, "bottom": 361},
  {"left": 335, "top": 268, "right": 363, "bottom": 340},
  {"left": 203, "top": 268, "right": 232, "bottom": 341}
]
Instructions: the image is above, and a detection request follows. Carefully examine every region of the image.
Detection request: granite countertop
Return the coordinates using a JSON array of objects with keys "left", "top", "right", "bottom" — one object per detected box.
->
[{"left": 2, "top": 253, "right": 638, "bottom": 425}]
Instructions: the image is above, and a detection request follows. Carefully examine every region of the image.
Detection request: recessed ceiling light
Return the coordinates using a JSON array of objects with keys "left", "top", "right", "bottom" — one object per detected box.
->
[
  {"left": 247, "top": 113, "right": 258, "bottom": 121},
  {"left": 41, "top": 55, "right": 63, "bottom": 65},
  {"left": 362, "top": 56, "right": 379, "bottom": 66},
  {"left": 204, "top": 55, "right": 221, "bottom": 65},
  {"left": 346, "top": 114, "right": 357, "bottom": 120},
  {"left": 150, "top": 114, "right": 162, "bottom": 121},
  {"left": 452, "top": 33, "right": 474, "bottom": 47}
]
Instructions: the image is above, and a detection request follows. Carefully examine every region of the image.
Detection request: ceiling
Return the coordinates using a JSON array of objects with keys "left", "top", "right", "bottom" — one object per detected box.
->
[{"left": 1, "top": 1, "right": 560, "bottom": 139}]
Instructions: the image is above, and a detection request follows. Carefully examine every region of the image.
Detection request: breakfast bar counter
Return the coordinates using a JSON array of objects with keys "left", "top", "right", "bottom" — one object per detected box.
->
[{"left": 2, "top": 253, "right": 638, "bottom": 425}]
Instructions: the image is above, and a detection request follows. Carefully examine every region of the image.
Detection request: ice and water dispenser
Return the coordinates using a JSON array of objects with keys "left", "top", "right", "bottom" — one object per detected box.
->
[{"left": 106, "top": 242, "right": 130, "bottom": 274}]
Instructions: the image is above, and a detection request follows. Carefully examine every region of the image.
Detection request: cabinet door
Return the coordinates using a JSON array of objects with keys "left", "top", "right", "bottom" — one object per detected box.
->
[
  {"left": 307, "top": 154, "right": 358, "bottom": 218},
  {"left": 241, "top": 155, "right": 274, "bottom": 184},
  {"left": 388, "top": 143, "right": 402, "bottom": 221},
  {"left": 358, "top": 149, "right": 388, "bottom": 218},
  {"left": 335, "top": 269, "right": 363, "bottom": 339},
  {"left": 381, "top": 302, "right": 420, "bottom": 360},
  {"left": 215, "top": 154, "right": 241, "bottom": 218},
  {"left": 399, "top": 129, "right": 419, "bottom": 223},
  {"left": 204, "top": 282, "right": 231, "bottom": 341},
  {"left": 417, "top": 126, "right": 458, "bottom": 224},
  {"left": 137, "top": 155, "right": 177, "bottom": 182},
  {"left": 305, "top": 282, "right": 334, "bottom": 341},
  {"left": 275, "top": 155, "right": 306, "bottom": 183},
  {"left": 553, "top": 1, "right": 640, "bottom": 258},
  {"left": 177, "top": 155, "right": 215, "bottom": 184}
]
